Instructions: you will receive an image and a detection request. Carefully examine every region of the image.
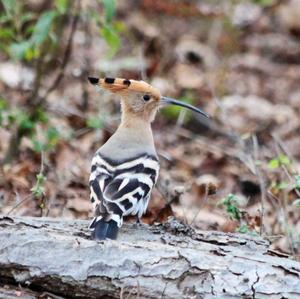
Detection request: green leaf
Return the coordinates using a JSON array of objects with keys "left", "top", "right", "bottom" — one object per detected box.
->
[
  {"left": 32, "top": 127, "right": 60, "bottom": 152},
  {"left": 277, "top": 182, "right": 289, "bottom": 190},
  {"left": 31, "top": 172, "right": 46, "bottom": 198},
  {"left": 30, "top": 185, "right": 44, "bottom": 197},
  {"left": 13, "top": 110, "right": 35, "bottom": 134},
  {"left": 220, "top": 193, "right": 238, "bottom": 205},
  {"left": 268, "top": 154, "right": 291, "bottom": 169},
  {"left": 252, "top": 0, "right": 275, "bottom": 7},
  {"left": 10, "top": 10, "right": 57, "bottom": 61},
  {"left": 10, "top": 41, "right": 31, "bottom": 60},
  {"left": 46, "top": 127, "right": 60, "bottom": 149},
  {"left": 0, "top": 98, "right": 7, "bottom": 110},
  {"left": 87, "top": 116, "right": 104, "bottom": 129},
  {"left": 31, "top": 10, "right": 57, "bottom": 46},
  {"left": 25, "top": 24, "right": 35, "bottom": 36},
  {"left": 47, "top": 127, "right": 59, "bottom": 139},
  {"left": 100, "top": 24, "right": 120, "bottom": 57},
  {"left": 0, "top": 13, "right": 11, "bottom": 23},
  {"left": 114, "top": 21, "right": 126, "bottom": 33},
  {"left": 24, "top": 47, "right": 39, "bottom": 61},
  {"left": 278, "top": 154, "right": 291, "bottom": 166},
  {"left": 55, "top": 0, "right": 68, "bottom": 14},
  {"left": 162, "top": 97, "right": 193, "bottom": 120},
  {"left": 34, "top": 108, "right": 49, "bottom": 123},
  {"left": 20, "top": 119, "right": 35, "bottom": 132},
  {"left": 293, "top": 199, "right": 300, "bottom": 207},
  {"left": 0, "top": 99, "right": 7, "bottom": 125},
  {"left": 19, "top": 12, "right": 35, "bottom": 24},
  {"left": 236, "top": 224, "right": 249, "bottom": 234},
  {"left": 32, "top": 139, "right": 44, "bottom": 153},
  {"left": 227, "top": 205, "right": 241, "bottom": 221},
  {"left": 294, "top": 175, "right": 300, "bottom": 189},
  {"left": 102, "top": 0, "right": 116, "bottom": 23},
  {"left": 9, "top": 9, "right": 56, "bottom": 61},
  {"left": 268, "top": 158, "right": 280, "bottom": 169},
  {"left": 0, "top": 27, "right": 14, "bottom": 39},
  {"left": 8, "top": 113, "right": 16, "bottom": 124},
  {"left": 1, "top": 0, "right": 17, "bottom": 17},
  {"left": 36, "top": 173, "right": 46, "bottom": 184},
  {"left": 218, "top": 193, "right": 242, "bottom": 221}
]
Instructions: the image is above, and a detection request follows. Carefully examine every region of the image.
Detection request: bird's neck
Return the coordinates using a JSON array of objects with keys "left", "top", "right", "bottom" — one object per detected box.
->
[
  {"left": 114, "top": 111, "right": 155, "bottom": 153},
  {"left": 97, "top": 112, "right": 156, "bottom": 160},
  {"left": 120, "top": 111, "right": 151, "bottom": 130},
  {"left": 97, "top": 101, "right": 157, "bottom": 160},
  {"left": 118, "top": 111, "right": 154, "bottom": 146}
]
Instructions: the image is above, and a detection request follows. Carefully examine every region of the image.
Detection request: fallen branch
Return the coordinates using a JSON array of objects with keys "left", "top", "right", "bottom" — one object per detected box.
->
[{"left": 0, "top": 216, "right": 299, "bottom": 298}]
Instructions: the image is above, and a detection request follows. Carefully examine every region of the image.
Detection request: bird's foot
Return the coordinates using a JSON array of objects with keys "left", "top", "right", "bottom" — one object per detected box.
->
[{"left": 133, "top": 217, "right": 147, "bottom": 229}]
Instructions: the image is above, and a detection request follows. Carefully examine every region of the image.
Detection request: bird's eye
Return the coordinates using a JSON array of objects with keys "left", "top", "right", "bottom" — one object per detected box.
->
[{"left": 143, "top": 94, "right": 150, "bottom": 101}]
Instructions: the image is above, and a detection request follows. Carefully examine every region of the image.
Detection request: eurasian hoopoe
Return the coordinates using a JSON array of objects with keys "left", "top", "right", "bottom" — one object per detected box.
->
[{"left": 88, "top": 77, "right": 209, "bottom": 240}]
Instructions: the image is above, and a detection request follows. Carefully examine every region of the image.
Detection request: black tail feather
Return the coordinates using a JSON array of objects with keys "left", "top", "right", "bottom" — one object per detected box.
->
[{"left": 92, "top": 219, "right": 119, "bottom": 240}]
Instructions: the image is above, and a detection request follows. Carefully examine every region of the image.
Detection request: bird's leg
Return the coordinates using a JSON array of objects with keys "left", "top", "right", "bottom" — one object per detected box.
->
[
  {"left": 136, "top": 216, "right": 142, "bottom": 226},
  {"left": 134, "top": 216, "right": 147, "bottom": 229}
]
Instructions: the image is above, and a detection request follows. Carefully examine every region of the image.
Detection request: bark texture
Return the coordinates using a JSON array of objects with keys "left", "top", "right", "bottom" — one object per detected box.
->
[{"left": 0, "top": 216, "right": 299, "bottom": 299}]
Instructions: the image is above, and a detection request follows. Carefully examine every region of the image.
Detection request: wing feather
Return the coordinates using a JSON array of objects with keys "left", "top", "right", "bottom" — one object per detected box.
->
[{"left": 89, "top": 154, "right": 159, "bottom": 226}]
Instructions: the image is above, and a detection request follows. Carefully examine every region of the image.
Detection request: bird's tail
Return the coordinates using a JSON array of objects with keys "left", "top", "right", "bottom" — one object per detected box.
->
[{"left": 90, "top": 217, "right": 119, "bottom": 240}]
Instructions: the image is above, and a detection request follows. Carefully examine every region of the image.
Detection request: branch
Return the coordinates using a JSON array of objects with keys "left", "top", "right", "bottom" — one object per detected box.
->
[
  {"left": 44, "top": 1, "right": 80, "bottom": 97},
  {"left": 0, "top": 216, "right": 299, "bottom": 299}
]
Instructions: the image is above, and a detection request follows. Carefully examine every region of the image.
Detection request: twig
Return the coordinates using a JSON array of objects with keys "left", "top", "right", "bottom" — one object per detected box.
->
[
  {"left": 156, "top": 180, "right": 188, "bottom": 224},
  {"left": 39, "top": 151, "right": 47, "bottom": 217},
  {"left": 139, "top": 44, "right": 147, "bottom": 81},
  {"left": 154, "top": 180, "right": 180, "bottom": 222},
  {"left": 176, "top": 128, "right": 239, "bottom": 158},
  {"left": 190, "top": 183, "right": 209, "bottom": 226},
  {"left": 124, "top": 287, "right": 134, "bottom": 299},
  {"left": 272, "top": 133, "right": 300, "bottom": 197},
  {"left": 271, "top": 134, "right": 294, "bottom": 162},
  {"left": 176, "top": 109, "right": 186, "bottom": 128},
  {"left": 252, "top": 135, "right": 266, "bottom": 236},
  {"left": 2, "top": 1, "right": 80, "bottom": 165},
  {"left": 6, "top": 194, "right": 33, "bottom": 215},
  {"left": 40, "top": 291, "right": 65, "bottom": 299},
  {"left": 281, "top": 164, "right": 300, "bottom": 197},
  {"left": 44, "top": 0, "right": 80, "bottom": 97},
  {"left": 207, "top": 14, "right": 223, "bottom": 51},
  {"left": 136, "top": 281, "right": 140, "bottom": 299},
  {"left": 272, "top": 138, "right": 298, "bottom": 256},
  {"left": 267, "top": 191, "right": 296, "bottom": 258},
  {"left": 160, "top": 282, "right": 168, "bottom": 299},
  {"left": 40, "top": 150, "right": 45, "bottom": 174},
  {"left": 206, "top": 78, "right": 257, "bottom": 174}
]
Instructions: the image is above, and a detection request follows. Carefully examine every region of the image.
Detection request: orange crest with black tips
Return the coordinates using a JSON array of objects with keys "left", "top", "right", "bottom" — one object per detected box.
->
[{"left": 88, "top": 77, "right": 161, "bottom": 100}]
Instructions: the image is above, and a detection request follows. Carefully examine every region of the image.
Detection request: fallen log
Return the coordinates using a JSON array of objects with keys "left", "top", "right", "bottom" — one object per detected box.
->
[{"left": 0, "top": 216, "right": 299, "bottom": 299}]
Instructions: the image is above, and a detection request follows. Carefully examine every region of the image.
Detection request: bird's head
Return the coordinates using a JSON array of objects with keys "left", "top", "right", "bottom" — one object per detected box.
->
[{"left": 88, "top": 77, "right": 209, "bottom": 123}]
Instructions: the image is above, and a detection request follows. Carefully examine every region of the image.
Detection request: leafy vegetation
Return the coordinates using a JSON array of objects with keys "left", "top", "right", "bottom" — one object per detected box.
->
[
  {"left": 31, "top": 172, "right": 46, "bottom": 199},
  {"left": 268, "top": 154, "right": 291, "bottom": 169},
  {"left": 0, "top": 0, "right": 121, "bottom": 163},
  {"left": 219, "top": 193, "right": 241, "bottom": 222}
]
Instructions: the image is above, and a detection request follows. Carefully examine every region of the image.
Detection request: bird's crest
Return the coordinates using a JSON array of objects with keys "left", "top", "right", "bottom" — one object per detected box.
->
[{"left": 88, "top": 77, "right": 161, "bottom": 100}]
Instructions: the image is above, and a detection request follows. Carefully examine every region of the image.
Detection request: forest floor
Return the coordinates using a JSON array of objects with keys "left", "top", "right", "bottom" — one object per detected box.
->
[{"left": 0, "top": 0, "right": 299, "bottom": 258}]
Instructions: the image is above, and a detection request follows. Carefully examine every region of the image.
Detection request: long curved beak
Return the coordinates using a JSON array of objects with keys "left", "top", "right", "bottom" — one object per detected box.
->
[{"left": 160, "top": 96, "right": 209, "bottom": 118}]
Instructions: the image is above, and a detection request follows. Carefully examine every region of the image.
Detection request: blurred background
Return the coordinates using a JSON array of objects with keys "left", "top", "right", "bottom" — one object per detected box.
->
[{"left": 0, "top": 0, "right": 299, "bottom": 258}]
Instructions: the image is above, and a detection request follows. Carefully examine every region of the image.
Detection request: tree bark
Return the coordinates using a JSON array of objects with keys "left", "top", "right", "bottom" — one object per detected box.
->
[{"left": 0, "top": 216, "right": 299, "bottom": 299}]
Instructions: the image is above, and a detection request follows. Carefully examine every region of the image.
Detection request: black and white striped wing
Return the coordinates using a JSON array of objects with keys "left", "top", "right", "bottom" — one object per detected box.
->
[
  {"left": 89, "top": 163, "right": 112, "bottom": 216},
  {"left": 89, "top": 154, "right": 159, "bottom": 227}
]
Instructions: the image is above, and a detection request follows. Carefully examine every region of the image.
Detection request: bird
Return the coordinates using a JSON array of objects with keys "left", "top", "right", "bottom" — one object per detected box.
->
[{"left": 87, "top": 76, "right": 209, "bottom": 240}]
